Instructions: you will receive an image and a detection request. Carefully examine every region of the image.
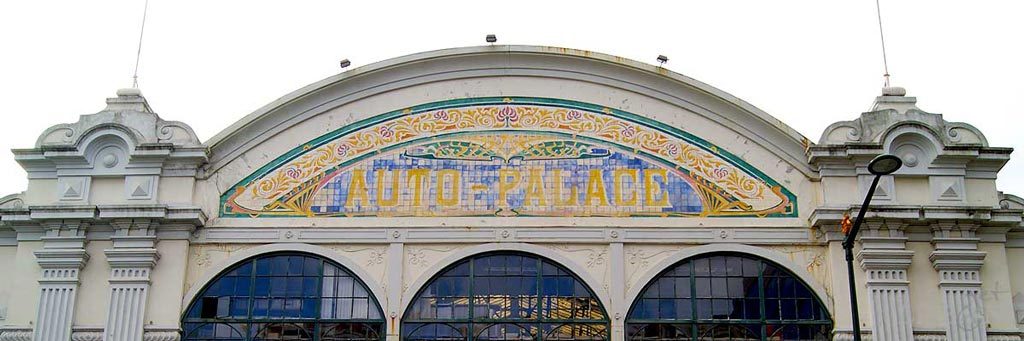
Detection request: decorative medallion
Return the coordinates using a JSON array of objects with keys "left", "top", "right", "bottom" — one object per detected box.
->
[{"left": 221, "top": 97, "right": 796, "bottom": 218}]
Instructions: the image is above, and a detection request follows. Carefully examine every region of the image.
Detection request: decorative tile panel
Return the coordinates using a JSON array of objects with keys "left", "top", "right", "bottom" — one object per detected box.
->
[{"left": 221, "top": 97, "right": 796, "bottom": 218}]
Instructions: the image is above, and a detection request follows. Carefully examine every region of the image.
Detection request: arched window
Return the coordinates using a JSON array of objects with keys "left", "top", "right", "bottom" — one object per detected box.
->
[
  {"left": 626, "top": 253, "right": 832, "bottom": 341},
  {"left": 182, "top": 253, "right": 385, "bottom": 341},
  {"left": 402, "top": 252, "right": 610, "bottom": 341}
]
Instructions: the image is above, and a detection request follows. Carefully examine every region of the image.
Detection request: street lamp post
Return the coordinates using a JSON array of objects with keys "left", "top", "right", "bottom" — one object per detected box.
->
[{"left": 843, "top": 154, "right": 903, "bottom": 341}]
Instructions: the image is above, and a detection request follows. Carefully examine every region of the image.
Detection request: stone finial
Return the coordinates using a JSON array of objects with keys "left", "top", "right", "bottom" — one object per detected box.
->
[
  {"left": 881, "top": 86, "right": 907, "bottom": 96},
  {"left": 30, "top": 89, "right": 201, "bottom": 149}
]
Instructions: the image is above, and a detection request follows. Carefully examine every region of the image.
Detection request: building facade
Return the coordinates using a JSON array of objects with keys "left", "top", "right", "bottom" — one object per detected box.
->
[{"left": 0, "top": 46, "right": 1021, "bottom": 341}]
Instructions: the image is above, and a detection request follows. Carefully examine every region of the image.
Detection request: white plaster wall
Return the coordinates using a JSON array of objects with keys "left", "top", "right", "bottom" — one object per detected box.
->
[
  {"left": 1006, "top": 247, "right": 1024, "bottom": 328},
  {"left": 822, "top": 177, "right": 858, "bottom": 206},
  {"left": 159, "top": 177, "right": 195, "bottom": 205},
  {"left": 75, "top": 240, "right": 111, "bottom": 327},
  {"left": 907, "top": 241, "right": 945, "bottom": 330},
  {"left": 149, "top": 240, "right": 189, "bottom": 326},
  {"left": 23, "top": 179, "right": 57, "bottom": 205},
  {"left": 965, "top": 178, "right": 999, "bottom": 207},
  {"left": 199, "top": 75, "right": 815, "bottom": 223},
  {"left": 979, "top": 242, "right": 1017, "bottom": 330},
  {"left": 764, "top": 244, "right": 833, "bottom": 304},
  {"left": 0, "top": 246, "right": 16, "bottom": 323},
  {"left": 893, "top": 177, "right": 929, "bottom": 206},
  {"left": 827, "top": 241, "right": 869, "bottom": 330},
  {"left": 5, "top": 241, "right": 41, "bottom": 326},
  {"left": 88, "top": 177, "right": 125, "bottom": 204},
  {"left": 623, "top": 244, "right": 681, "bottom": 294},
  {"left": 184, "top": 244, "right": 258, "bottom": 294}
]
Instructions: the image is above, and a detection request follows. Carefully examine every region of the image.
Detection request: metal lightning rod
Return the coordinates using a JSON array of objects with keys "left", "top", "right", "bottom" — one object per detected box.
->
[
  {"left": 875, "top": 0, "right": 891, "bottom": 87},
  {"left": 131, "top": 0, "right": 150, "bottom": 88}
]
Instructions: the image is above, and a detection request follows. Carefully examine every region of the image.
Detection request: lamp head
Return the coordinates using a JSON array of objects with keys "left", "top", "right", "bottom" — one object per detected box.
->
[{"left": 868, "top": 154, "right": 902, "bottom": 175}]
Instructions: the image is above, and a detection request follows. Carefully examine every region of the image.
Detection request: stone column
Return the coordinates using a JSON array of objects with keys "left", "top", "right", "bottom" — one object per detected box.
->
[
  {"left": 385, "top": 239, "right": 404, "bottom": 341},
  {"left": 102, "top": 219, "right": 159, "bottom": 341},
  {"left": 609, "top": 242, "right": 625, "bottom": 341},
  {"left": 33, "top": 220, "right": 89, "bottom": 341},
  {"left": 930, "top": 223, "right": 987, "bottom": 341},
  {"left": 857, "top": 222, "right": 914, "bottom": 341}
]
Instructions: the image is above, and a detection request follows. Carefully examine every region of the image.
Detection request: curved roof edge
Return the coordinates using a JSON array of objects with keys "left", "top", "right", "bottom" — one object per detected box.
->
[{"left": 205, "top": 45, "right": 816, "bottom": 177}]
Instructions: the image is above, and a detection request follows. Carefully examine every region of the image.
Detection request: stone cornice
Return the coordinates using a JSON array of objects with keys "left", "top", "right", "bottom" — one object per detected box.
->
[
  {"left": 811, "top": 205, "right": 1017, "bottom": 228},
  {"left": 2, "top": 204, "right": 205, "bottom": 241}
]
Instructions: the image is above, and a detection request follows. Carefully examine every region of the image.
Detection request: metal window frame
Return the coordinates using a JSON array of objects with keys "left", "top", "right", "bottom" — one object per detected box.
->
[
  {"left": 181, "top": 252, "right": 387, "bottom": 341},
  {"left": 401, "top": 251, "right": 612, "bottom": 341},
  {"left": 624, "top": 253, "right": 833, "bottom": 341}
]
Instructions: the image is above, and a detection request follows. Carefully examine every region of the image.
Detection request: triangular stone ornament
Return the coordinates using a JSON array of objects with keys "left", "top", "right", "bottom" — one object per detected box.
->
[
  {"left": 131, "top": 183, "right": 149, "bottom": 197},
  {"left": 874, "top": 184, "right": 889, "bottom": 198},
  {"left": 941, "top": 184, "right": 959, "bottom": 199},
  {"left": 63, "top": 184, "right": 79, "bottom": 198}
]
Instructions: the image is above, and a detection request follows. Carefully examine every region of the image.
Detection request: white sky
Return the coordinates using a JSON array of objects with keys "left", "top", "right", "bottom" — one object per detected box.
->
[{"left": 1, "top": 1, "right": 1021, "bottom": 197}]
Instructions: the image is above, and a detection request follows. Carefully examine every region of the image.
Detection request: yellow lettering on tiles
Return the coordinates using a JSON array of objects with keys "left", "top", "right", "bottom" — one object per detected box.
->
[
  {"left": 523, "top": 168, "right": 547, "bottom": 207},
  {"left": 644, "top": 169, "right": 670, "bottom": 207},
  {"left": 436, "top": 170, "right": 461, "bottom": 207},
  {"left": 552, "top": 169, "right": 577, "bottom": 207},
  {"left": 498, "top": 169, "right": 521, "bottom": 208},
  {"left": 614, "top": 168, "right": 638, "bottom": 206},
  {"left": 583, "top": 169, "right": 609, "bottom": 206},
  {"left": 407, "top": 169, "right": 430, "bottom": 207},
  {"left": 345, "top": 169, "right": 370, "bottom": 208},
  {"left": 376, "top": 169, "right": 400, "bottom": 207}
]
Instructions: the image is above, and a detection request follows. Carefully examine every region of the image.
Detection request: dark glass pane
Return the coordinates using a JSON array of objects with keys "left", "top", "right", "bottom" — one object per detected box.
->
[
  {"left": 695, "top": 299, "right": 712, "bottom": 319},
  {"left": 184, "top": 323, "right": 246, "bottom": 340},
  {"left": 695, "top": 278, "right": 711, "bottom": 298},
  {"left": 709, "top": 256, "right": 727, "bottom": 276},
  {"left": 628, "top": 323, "right": 691, "bottom": 341},
  {"left": 476, "top": 323, "right": 535, "bottom": 341},
  {"left": 256, "top": 258, "right": 272, "bottom": 276},
  {"left": 781, "top": 299, "right": 797, "bottom": 320},
  {"left": 303, "top": 257, "right": 320, "bottom": 276},
  {"left": 765, "top": 299, "right": 780, "bottom": 320},
  {"left": 404, "top": 323, "right": 467, "bottom": 341},
  {"left": 693, "top": 258, "right": 710, "bottom": 276},
  {"left": 658, "top": 279, "right": 673, "bottom": 297},
  {"left": 404, "top": 253, "right": 608, "bottom": 341},
  {"left": 764, "top": 278, "right": 779, "bottom": 298},
  {"left": 288, "top": 256, "right": 304, "bottom": 275},
  {"left": 744, "top": 299, "right": 761, "bottom": 320},
  {"left": 678, "top": 262, "right": 691, "bottom": 277},
  {"left": 674, "top": 278, "right": 691, "bottom": 298},
  {"left": 710, "top": 278, "right": 728, "bottom": 298},
  {"left": 742, "top": 258, "right": 759, "bottom": 277},
  {"left": 253, "top": 322, "right": 313, "bottom": 340},
  {"left": 320, "top": 322, "right": 384, "bottom": 341},
  {"left": 798, "top": 299, "right": 813, "bottom": 320},
  {"left": 272, "top": 257, "right": 289, "bottom": 276},
  {"left": 625, "top": 254, "right": 832, "bottom": 341},
  {"left": 726, "top": 257, "right": 743, "bottom": 276},
  {"left": 780, "top": 278, "right": 796, "bottom": 298},
  {"left": 543, "top": 323, "right": 606, "bottom": 341}
]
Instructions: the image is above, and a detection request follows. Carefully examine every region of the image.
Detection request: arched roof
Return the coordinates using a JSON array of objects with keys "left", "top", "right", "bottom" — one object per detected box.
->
[{"left": 205, "top": 45, "right": 815, "bottom": 177}]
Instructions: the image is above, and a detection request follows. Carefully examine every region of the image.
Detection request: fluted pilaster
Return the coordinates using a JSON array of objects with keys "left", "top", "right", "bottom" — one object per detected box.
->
[
  {"left": 858, "top": 224, "right": 915, "bottom": 341},
  {"left": 102, "top": 219, "right": 159, "bottom": 341},
  {"left": 33, "top": 220, "right": 89, "bottom": 341},
  {"left": 931, "top": 223, "right": 987, "bottom": 341}
]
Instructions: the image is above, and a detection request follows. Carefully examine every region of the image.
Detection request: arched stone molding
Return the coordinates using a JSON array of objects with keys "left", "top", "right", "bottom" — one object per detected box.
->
[
  {"left": 204, "top": 45, "right": 816, "bottom": 182},
  {"left": 180, "top": 243, "right": 387, "bottom": 314},
  {"left": 399, "top": 242, "right": 612, "bottom": 319},
  {"left": 623, "top": 243, "right": 834, "bottom": 316},
  {"left": 883, "top": 125, "right": 941, "bottom": 176}
]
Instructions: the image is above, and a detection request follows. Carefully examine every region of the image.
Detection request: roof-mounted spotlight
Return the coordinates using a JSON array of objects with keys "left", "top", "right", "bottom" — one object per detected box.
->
[
  {"left": 656, "top": 55, "right": 669, "bottom": 65},
  {"left": 486, "top": 34, "right": 497, "bottom": 43},
  {"left": 339, "top": 59, "right": 351, "bottom": 69}
]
